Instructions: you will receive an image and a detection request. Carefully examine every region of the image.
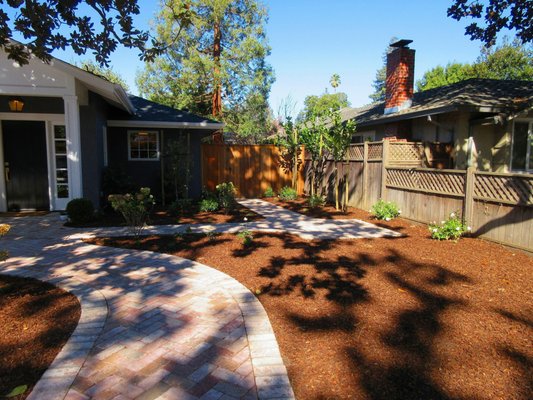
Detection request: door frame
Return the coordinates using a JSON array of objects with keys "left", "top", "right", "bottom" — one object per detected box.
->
[{"left": 0, "top": 113, "right": 65, "bottom": 211}]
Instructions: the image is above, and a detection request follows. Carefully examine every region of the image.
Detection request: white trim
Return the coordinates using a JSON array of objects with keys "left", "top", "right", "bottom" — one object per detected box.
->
[
  {"left": 0, "top": 113, "right": 64, "bottom": 122},
  {"left": 510, "top": 119, "right": 533, "bottom": 173},
  {"left": 127, "top": 130, "right": 160, "bottom": 161},
  {"left": 107, "top": 120, "right": 224, "bottom": 130},
  {"left": 63, "top": 95, "right": 83, "bottom": 199}
]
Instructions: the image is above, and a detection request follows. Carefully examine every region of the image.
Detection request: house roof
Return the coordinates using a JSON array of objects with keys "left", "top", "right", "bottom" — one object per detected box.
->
[
  {"left": 342, "top": 78, "right": 533, "bottom": 126},
  {"left": 107, "top": 95, "right": 224, "bottom": 130}
]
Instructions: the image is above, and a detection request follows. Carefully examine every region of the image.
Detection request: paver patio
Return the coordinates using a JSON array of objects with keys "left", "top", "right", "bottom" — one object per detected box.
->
[{"left": 0, "top": 200, "right": 398, "bottom": 400}]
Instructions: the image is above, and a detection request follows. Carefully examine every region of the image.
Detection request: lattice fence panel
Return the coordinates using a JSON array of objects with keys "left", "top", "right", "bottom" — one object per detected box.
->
[
  {"left": 386, "top": 168, "right": 466, "bottom": 196},
  {"left": 368, "top": 143, "right": 383, "bottom": 160},
  {"left": 347, "top": 145, "right": 364, "bottom": 161},
  {"left": 474, "top": 173, "right": 533, "bottom": 205},
  {"left": 389, "top": 143, "right": 424, "bottom": 166}
]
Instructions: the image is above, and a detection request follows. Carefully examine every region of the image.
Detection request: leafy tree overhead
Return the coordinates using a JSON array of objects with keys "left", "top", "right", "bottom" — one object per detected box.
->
[
  {"left": 136, "top": 0, "right": 274, "bottom": 139},
  {"left": 77, "top": 60, "right": 130, "bottom": 91},
  {"left": 447, "top": 0, "right": 532, "bottom": 46},
  {"left": 0, "top": 0, "right": 166, "bottom": 66},
  {"left": 417, "top": 40, "right": 533, "bottom": 91}
]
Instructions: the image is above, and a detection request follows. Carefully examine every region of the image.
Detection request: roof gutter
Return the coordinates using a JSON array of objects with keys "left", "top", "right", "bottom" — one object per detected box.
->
[
  {"left": 113, "top": 85, "right": 135, "bottom": 114},
  {"left": 107, "top": 120, "right": 224, "bottom": 130},
  {"left": 356, "top": 105, "right": 459, "bottom": 127}
]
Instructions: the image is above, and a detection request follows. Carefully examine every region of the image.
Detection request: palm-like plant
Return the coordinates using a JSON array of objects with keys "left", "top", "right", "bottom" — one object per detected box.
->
[{"left": 330, "top": 73, "right": 341, "bottom": 92}]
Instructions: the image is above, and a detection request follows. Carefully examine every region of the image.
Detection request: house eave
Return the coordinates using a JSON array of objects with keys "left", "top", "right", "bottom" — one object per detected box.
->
[{"left": 107, "top": 120, "right": 224, "bottom": 130}]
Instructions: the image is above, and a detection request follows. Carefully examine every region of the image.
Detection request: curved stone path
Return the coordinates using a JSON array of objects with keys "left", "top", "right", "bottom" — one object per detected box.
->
[{"left": 0, "top": 200, "right": 399, "bottom": 400}]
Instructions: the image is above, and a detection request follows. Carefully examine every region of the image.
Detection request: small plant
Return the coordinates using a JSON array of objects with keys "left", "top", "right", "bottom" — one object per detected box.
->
[
  {"left": 237, "top": 230, "right": 254, "bottom": 246},
  {"left": 264, "top": 187, "right": 275, "bottom": 198},
  {"left": 108, "top": 187, "right": 155, "bottom": 237},
  {"left": 168, "top": 198, "right": 193, "bottom": 216},
  {"left": 429, "top": 211, "right": 471, "bottom": 241},
  {"left": 199, "top": 198, "right": 219, "bottom": 212},
  {"left": 205, "top": 231, "right": 221, "bottom": 241},
  {"left": 216, "top": 182, "right": 237, "bottom": 213},
  {"left": 279, "top": 186, "right": 298, "bottom": 201},
  {"left": 307, "top": 194, "right": 325, "bottom": 208},
  {"left": 66, "top": 198, "right": 94, "bottom": 224},
  {"left": 370, "top": 199, "right": 400, "bottom": 221},
  {"left": 0, "top": 223, "right": 11, "bottom": 261}
]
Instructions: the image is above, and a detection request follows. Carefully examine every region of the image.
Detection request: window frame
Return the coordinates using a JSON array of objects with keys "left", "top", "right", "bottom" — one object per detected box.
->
[
  {"left": 127, "top": 130, "right": 160, "bottom": 161},
  {"left": 510, "top": 119, "right": 533, "bottom": 173},
  {"left": 351, "top": 131, "right": 376, "bottom": 144}
]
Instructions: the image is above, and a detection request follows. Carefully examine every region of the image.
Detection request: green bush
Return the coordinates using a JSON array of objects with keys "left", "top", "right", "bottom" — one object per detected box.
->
[
  {"left": 370, "top": 199, "right": 400, "bottom": 221},
  {"left": 237, "top": 230, "right": 254, "bottom": 246},
  {"left": 216, "top": 182, "right": 237, "bottom": 213},
  {"left": 263, "top": 187, "right": 275, "bottom": 198},
  {"left": 108, "top": 187, "right": 155, "bottom": 237},
  {"left": 66, "top": 198, "right": 94, "bottom": 224},
  {"left": 279, "top": 186, "right": 298, "bottom": 201},
  {"left": 199, "top": 198, "right": 219, "bottom": 212},
  {"left": 429, "top": 211, "right": 471, "bottom": 241},
  {"left": 307, "top": 194, "right": 325, "bottom": 208},
  {"left": 169, "top": 198, "right": 193, "bottom": 216}
]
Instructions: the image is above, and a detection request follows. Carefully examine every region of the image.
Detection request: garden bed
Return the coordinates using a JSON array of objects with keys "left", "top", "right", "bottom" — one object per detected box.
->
[
  {"left": 88, "top": 216, "right": 533, "bottom": 400},
  {"left": 0, "top": 275, "right": 81, "bottom": 400},
  {"left": 66, "top": 203, "right": 262, "bottom": 228}
]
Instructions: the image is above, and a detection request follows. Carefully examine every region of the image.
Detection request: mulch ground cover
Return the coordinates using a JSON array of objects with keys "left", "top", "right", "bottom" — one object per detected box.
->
[
  {"left": 0, "top": 275, "right": 81, "bottom": 400},
  {"left": 66, "top": 203, "right": 261, "bottom": 228},
  {"left": 88, "top": 205, "right": 533, "bottom": 400}
]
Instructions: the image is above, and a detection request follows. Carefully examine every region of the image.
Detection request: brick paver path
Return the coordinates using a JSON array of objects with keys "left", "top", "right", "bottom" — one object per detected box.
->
[{"left": 0, "top": 215, "right": 294, "bottom": 400}]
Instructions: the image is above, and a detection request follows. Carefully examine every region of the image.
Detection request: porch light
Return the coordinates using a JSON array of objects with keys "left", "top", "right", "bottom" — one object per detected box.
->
[{"left": 8, "top": 98, "right": 24, "bottom": 112}]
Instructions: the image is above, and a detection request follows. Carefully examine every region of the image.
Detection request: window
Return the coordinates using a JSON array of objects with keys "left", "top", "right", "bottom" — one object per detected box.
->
[
  {"left": 511, "top": 121, "right": 533, "bottom": 172},
  {"left": 54, "top": 125, "right": 69, "bottom": 198},
  {"left": 128, "top": 130, "right": 159, "bottom": 160},
  {"left": 351, "top": 131, "right": 375, "bottom": 144}
]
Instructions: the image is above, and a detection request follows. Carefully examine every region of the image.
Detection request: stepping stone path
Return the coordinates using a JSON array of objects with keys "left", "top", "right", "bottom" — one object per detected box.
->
[{"left": 0, "top": 200, "right": 399, "bottom": 399}]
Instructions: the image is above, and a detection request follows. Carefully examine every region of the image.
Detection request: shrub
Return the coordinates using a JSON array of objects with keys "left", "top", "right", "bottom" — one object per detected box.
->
[
  {"left": 429, "top": 211, "right": 471, "bottom": 241},
  {"left": 279, "top": 186, "right": 298, "bottom": 201},
  {"left": 199, "top": 198, "right": 219, "bottom": 212},
  {"left": 0, "top": 223, "right": 11, "bottom": 261},
  {"left": 237, "top": 230, "right": 254, "bottom": 246},
  {"left": 263, "top": 187, "right": 275, "bottom": 198},
  {"left": 169, "top": 198, "right": 193, "bottom": 216},
  {"left": 307, "top": 194, "right": 325, "bottom": 208},
  {"left": 371, "top": 199, "right": 400, "bottom": 221},
  {"left": 108, "top": 187, "right": 155, "bottom": 237},
  {"left": 216, "top": 182, "right": 237, "bottom": 213},
  {"left": 66, "top": 198, "right": 94, "bottom": 224}
]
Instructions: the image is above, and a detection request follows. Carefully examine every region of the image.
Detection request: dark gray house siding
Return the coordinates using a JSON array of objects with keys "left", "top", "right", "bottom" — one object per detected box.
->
[{"left": 80, "top": 92, "right": 109, "bottom": 207}]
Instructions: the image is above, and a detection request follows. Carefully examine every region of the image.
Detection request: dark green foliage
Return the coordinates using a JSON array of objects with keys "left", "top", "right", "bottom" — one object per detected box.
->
[
  {"left": 199, "top": 198, "right": 219, "bottom": 212},
  {"left": 236, "top": 230, "right": 254, "bottom": 246},
  {"left": 216, "top": 182, "right": 237, "bottom": 213},
  {"left": 66, "top": 198, "right": 94, "bottom": 224},
  {"left": 102, "top": 167, "right": 135, "bottom": 199},
  {"left": 168, "top": 198, "right": 193, "bottom": 216},
  {"left": 279, "top": 186, "right": 298, "bottom": 201},
  {"left": 307, "top": 195, "right": 325, "bottom": 208},
  {"left": 263, "top": 187, "right": 275, "bottom": 198}
]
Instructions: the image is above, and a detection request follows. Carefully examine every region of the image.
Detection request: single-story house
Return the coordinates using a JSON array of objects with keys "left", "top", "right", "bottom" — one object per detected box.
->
[
  {"left": 0, "top": 48, "right": 223, "bottom": 211},
  {"left": 342, "top": 39, "right": 533, "bottom": 173}
]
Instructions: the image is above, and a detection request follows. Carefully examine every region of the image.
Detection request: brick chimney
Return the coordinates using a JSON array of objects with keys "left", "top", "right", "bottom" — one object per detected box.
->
[{"left": 384, "top": 39, "right": 415, "bottom": 115}]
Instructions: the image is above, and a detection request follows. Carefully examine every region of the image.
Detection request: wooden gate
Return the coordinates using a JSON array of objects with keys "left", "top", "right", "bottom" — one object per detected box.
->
[{"left": 201, "top": 144, "right": 305, "bottom": 197}]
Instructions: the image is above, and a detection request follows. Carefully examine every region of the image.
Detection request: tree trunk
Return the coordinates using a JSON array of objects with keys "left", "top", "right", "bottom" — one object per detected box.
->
[
  {"left": 335, "top": 166, "right": 340, "bottom": 210},
  {"left": 344, "top": 170, "right": 349, "bottom": 212},
  {"left": 212, "top": 20, "right": 222, "bottom": 118}
]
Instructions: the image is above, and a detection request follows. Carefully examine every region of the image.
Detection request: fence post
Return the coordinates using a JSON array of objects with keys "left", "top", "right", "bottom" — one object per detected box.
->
[
  {"left": 363, "top": 142, "right": 369, "bottom": 209},
  {"left": 464, "top": 166, "right": 475, "bottom": 227},
  {"left": 381, "top": 140, "right": 390, "bottom": 200}
]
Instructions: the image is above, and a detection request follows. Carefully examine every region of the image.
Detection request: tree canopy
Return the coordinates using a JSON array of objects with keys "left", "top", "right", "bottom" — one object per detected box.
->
[
  {"left": 416, "top": 40, "right": 533, "bottom": 91},
  {"left": 0, "top": 0, "right": 166, "bottom": 66},
  {"left": 136, "top": 0, "right": 274, "bottom": 142},
  {"left": 447, "top": 0, "right": 532, "bottom": 46},
  {"left": 296, "top": 92, "right": 350, "bottom": 123},
  {"left": 77, "top": 60, "right": 130, "bottom": 91}
]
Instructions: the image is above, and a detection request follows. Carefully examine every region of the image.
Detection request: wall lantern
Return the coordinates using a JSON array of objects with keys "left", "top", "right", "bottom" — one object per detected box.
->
[{"left": 8, "top": 98, "right": 24, "bottom": 112}]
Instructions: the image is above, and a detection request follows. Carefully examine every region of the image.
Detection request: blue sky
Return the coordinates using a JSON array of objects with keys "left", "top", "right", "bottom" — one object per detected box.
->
[{"left": 42, "top": 1, "right": 500, "bottom": 114}]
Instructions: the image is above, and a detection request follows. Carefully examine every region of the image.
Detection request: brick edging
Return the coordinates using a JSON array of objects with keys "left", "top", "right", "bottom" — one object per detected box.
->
[{"left": 0, "top": 269, "right": 108, "bottom": 400}]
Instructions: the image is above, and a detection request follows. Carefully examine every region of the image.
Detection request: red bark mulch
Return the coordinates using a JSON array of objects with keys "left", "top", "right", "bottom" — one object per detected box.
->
[
  {"left": 0, "top": 275, "right": 81, "bottom": 400},
  {"left": 88, "top": 206, "right": 532, "bottom": 400}
]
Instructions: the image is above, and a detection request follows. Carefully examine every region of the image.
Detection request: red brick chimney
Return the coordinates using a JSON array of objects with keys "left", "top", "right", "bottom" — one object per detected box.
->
[{"left": 385, "top": 39, "right": 415, "bottom": 115}]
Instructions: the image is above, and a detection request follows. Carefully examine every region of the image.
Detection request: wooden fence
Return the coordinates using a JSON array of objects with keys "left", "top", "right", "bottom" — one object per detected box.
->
[
  {"left": 201, "top": 144, "right": 305, "bottom": 197},
  {"left": 203, "top": 141, "right": 532, "bottom": 252}
]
